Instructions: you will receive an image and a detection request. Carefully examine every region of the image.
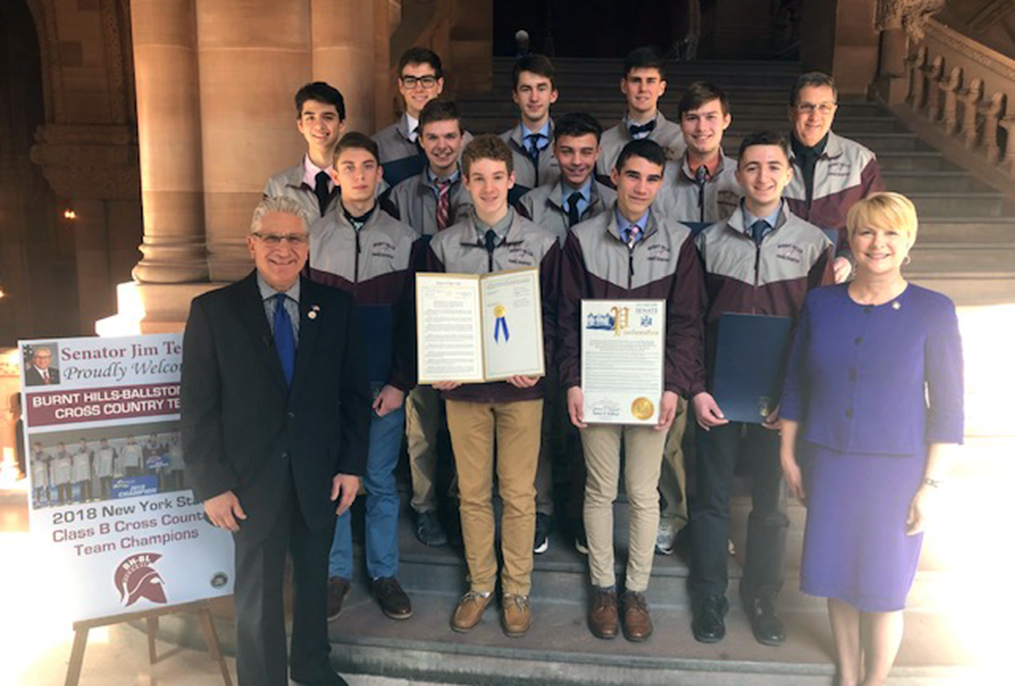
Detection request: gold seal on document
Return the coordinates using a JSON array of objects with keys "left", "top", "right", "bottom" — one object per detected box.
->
[
  {"left": 631, "top": 397, "right": 654, "bottom": 420},
  {"left": 493, "top": 304, "right": 506, "bottom": 318}
]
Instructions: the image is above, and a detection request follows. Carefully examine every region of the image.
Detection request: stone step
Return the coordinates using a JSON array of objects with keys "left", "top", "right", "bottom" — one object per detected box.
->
[
  {"left": 875, "top": 151, "right": 953, "bottom": 171},
  {"left": 904, "top": 192, "right": 1007, "bottom": 218},
  {"left": 906, "top": 245, "right": 1015, "bottom": 274},
  {"left": 883, "top": 171, "right": 990, "bottom": 194},
  {"left": 911, "top": 276, "right": 1015, "bottom": 305},
  {"left": 915, "top": 218, "right": 1015, "bottom": 244},
  {"left": 158, "top": 594, "right": 980, "bottom": 686}
]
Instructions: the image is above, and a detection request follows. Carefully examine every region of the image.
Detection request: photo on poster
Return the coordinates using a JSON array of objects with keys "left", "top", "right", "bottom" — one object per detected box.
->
[
  {"left": 22, "top": 341, "right": 61, "bottom": 387},
  {"left": 26, "top": 420, "right": 187, "bottom": 510}
]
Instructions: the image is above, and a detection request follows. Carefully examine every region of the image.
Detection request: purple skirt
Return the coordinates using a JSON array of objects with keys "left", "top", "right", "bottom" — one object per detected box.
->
[{"left": 800, "top": 442, "right": 925, "bottom": 612}]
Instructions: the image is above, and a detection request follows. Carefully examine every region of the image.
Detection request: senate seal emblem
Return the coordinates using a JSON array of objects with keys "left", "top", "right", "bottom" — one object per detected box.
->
[{"left": 631, "top": 397, "right": 654, "bottom": 420}]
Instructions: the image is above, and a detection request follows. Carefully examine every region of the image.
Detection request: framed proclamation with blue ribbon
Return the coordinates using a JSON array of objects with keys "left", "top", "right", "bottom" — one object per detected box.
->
[{"left": 415, "top": 268, "right": 544, "bottom": 384}]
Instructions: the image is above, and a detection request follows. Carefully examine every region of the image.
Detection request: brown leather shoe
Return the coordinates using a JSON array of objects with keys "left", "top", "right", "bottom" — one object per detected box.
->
[
  {"left": 501, "top": 593, "right": 532, "bottom": 637},
  {"left": 588, "top": 586, "right": 619, "bottom": 639},
  {"left": 327, "top": 576, "right": 351, "bottom": 622},
  {"left": 451, "top": 590, "right": 492, "bottom": 633},
  {"left": 621, "top": 591, "right": 653, "bottom": 642}
]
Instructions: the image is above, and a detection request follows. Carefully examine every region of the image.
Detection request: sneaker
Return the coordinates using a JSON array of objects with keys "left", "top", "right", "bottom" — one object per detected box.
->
[
  {"left": 415, "top": 510, "right": 448, "bottom": 547},
  {"left": 574, "top": 523, "right": 589, "bottom": 555},
  {"left": 326, "top": 576, "right": 351, "bottom": 622},
  {"left": 501, "top": 593, "right": 533, "bottom": 637},
  {"left": 655, "top": 520, "right": 678, "bottom": 556},
  {"left": 533, "top": 513, "right": 551, "bottom": 554}
]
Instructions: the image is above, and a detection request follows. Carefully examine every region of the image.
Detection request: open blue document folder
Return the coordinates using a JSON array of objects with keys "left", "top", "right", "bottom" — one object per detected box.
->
[
  {"left": 356, "top": 305, "right": 393, "bottom": 385},
  {"left": 712, "top": 313, "right": 793, "bottom": 424}
]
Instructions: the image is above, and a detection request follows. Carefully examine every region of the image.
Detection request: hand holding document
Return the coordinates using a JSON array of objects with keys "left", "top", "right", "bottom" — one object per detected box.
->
[{"left": 416, "top": 268, "right": 545, "bottom": 384}]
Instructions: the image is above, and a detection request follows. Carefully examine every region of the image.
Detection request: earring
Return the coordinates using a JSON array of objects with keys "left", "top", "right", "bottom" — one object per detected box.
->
[{"left": 903, "top": 255, "right": 912, "bottom": 266}]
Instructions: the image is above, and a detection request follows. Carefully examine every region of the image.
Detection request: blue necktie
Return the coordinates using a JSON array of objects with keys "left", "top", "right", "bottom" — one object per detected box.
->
[
  {"left": 750, "top": 219, "right": 769, "bottom": 245},
  {"left": 273, "top": 293, "right": 295, "bottom": 387}
]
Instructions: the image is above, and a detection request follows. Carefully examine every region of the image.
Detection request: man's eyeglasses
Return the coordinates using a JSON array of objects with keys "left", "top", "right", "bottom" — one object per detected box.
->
[
  {"left": 253, "top": 232, "right": 308, "bottom": 246},
  {"left": 400, "top": 75, "right": 438, "bottom": 89},
  {"left": 795, "top": 102, "right": 837, "bottom": 115}
]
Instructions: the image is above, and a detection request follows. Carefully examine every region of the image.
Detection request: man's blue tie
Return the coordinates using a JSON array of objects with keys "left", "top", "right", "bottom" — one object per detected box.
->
[
  {"left": 750, "top": 219, "right": 769, "bottom": 245},
  {"left": 273, "top": 293, "right": 295, "bottom": 387}
]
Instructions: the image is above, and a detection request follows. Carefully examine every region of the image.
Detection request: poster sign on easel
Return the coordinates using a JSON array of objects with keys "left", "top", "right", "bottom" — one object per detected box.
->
[{"left": 19, "top": 334, "right": 234, "bottom": 623}]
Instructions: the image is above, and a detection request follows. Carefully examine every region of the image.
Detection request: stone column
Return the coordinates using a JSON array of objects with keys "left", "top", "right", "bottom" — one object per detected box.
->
[
  {"left": 800, "top": 0, "right": 880, "bottom": 97},
  {"left": 312, "top": 0, "right": 376, "bottom": 134},
  {"left": 450, "top": 0, "right": 492, "bottom": 95},
  {"left": 131, "top": 0, "right": 208, "bottom": 283},
  {"left": 196, "top": 0, "right": 312, "bottom": 282}
]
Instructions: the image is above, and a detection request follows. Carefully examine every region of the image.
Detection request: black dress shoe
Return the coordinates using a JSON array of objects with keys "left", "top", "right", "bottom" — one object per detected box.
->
[
  {"left": 744, "top": 594, "right": 786, "bottom": 646},
  {"left": 691, "top": 595, "right": 728, "bottom": 643},
  {"left": 372, "top": 576, "right": 413, "bottom": 619}
]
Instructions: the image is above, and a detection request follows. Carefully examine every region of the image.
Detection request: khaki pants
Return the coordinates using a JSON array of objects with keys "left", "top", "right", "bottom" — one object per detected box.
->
[
  {"left": 446, "top": 399, "right": 542, "bottom": 596},
  {"left": 581, "top": 423, "right": 667, "bottom": 593},
  {"left": 658, "top": 397, "right": 689, "bottom": 530},
  {"left": 406, "top": 385, "right": 456, "bottom": 512}
]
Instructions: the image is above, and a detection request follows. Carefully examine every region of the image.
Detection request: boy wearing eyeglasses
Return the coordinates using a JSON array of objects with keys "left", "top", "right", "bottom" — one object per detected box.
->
[
  {"left": 374, "top": 47, "right": 473, "bottom": 188},
  {"left": 307, "top": 132, "right": 420, "bottom": 625},
  {"left": 784, "top": 72, "right": 884, "bottom": 284},
  {"left": 263, "top": 81, "right": 346, "bottom": 221}
]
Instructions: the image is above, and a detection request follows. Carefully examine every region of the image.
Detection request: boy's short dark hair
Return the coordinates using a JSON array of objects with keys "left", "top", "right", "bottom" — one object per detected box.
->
[
  {"left": 461, "top": 134, "right": 514, "bottom": 177},
  {"left": 615, "top": 139, "right": 667, "bottom": 173},
  {"left": 512, "top": 54, "right": 556, "bottom": 90},
  {"left": 736, "top": 130, "right": 790, "bottom": 166},
  {"left": 294, "top": 82, "right": 346, "bottom": 120},
  {"left": 623, "top": 46, "right": 666, "bottom": 80},
  {"left": 398, "top": 46, "right": 443, "bottom": 79},
  {"left": 553, "top": 112, "right": 604, "bottom": 144},
  {"left": 419, "top": 99, "right": 462, "bottom": 134},
  {"left": 678, "top": 81, "right": 730, "bottom": 118},
  {"left": 334, "top": 132, "right": 380, "bottom": 164},
  {"left": 789, "top": 72, "right": 838, "bottom": 106}
]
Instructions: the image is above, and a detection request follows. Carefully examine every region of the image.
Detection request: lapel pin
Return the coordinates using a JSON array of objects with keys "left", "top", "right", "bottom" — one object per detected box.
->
[
  {"left": 892, "top": 301, "right": 901, "bottom": 310},
  {"left": 308, "top": 304, "right": 320, "bottom": 320}
]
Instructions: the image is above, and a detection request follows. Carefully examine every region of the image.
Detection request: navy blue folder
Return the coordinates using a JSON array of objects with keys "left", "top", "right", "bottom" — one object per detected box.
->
[
  {"left": 355, "top": 305, "right": 393, "bottom": 385},
  {"left": 712, "top": 313, "right": 793, "bottom": 424}
]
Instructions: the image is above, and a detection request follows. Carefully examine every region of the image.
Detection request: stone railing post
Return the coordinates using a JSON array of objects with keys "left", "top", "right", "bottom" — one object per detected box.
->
[
  {"left": 940, "top": 66, "right": 962, "bottom": 135},
  {"left": 999, "top": 116, "right": 1015, "bottom": 174},
  {"left": 926, "top": 56, "right": 945, "bottom": 122},
  {"left": 906, "top": 46, "right": 928, "bottom": 111},
  {"left": 981, "top": 92, "right": 1006, "bottom": 165},
  {"left": 958, "top": 77, "right": 983, "bottom": 150}
]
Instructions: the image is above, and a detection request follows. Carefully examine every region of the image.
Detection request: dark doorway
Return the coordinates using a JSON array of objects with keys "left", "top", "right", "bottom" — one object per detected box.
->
[{"left": 0, "top": 1, "right": 80, "bottom": 347}]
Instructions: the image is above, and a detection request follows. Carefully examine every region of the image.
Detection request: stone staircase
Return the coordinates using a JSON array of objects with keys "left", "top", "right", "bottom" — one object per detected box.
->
[{"left": 155, "top": 58, "right": 1011, "bottom": 684}]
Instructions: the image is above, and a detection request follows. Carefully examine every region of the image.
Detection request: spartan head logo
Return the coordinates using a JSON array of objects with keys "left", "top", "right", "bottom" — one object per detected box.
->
[{"left": 114, "top": 553, "right": 168, "bottom": 607}]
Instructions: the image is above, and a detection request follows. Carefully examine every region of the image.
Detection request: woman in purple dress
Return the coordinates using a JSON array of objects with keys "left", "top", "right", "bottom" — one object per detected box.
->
[{"left": 778, "top": 192, "right": 963, "bottom": 686}]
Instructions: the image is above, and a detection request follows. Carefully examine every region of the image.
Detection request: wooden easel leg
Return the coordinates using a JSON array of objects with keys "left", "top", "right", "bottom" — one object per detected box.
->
[
  {"left": 198, "top": 607, "right": 233, "bottom": 686},
  {"left": 146, "top": 616, "right": 159, "bottom": 664},
  {"left": 64, "top": 626, "right": 89, "bottom": 686}
]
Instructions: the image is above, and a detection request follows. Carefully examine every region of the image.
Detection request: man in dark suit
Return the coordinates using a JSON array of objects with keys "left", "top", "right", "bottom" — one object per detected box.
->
[
  {"left": 181, "top": 196, "right": 371, "bottom": 686},
  {"left": 25, "top": 346, "right": 59, "bottom": 386}
]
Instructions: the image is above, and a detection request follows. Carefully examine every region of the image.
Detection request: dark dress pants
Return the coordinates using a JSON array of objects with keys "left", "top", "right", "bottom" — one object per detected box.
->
[
  {"left": 233, "top": 463, "right": 335, "bottom": 686},
  {"left": 690, "top": 421, "right": 789, "bottom": 601}
]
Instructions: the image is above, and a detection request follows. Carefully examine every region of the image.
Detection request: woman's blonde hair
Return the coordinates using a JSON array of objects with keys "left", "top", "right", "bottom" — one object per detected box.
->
[{"left": 846, "top": 192, "right": 918, "bottom": 243}]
